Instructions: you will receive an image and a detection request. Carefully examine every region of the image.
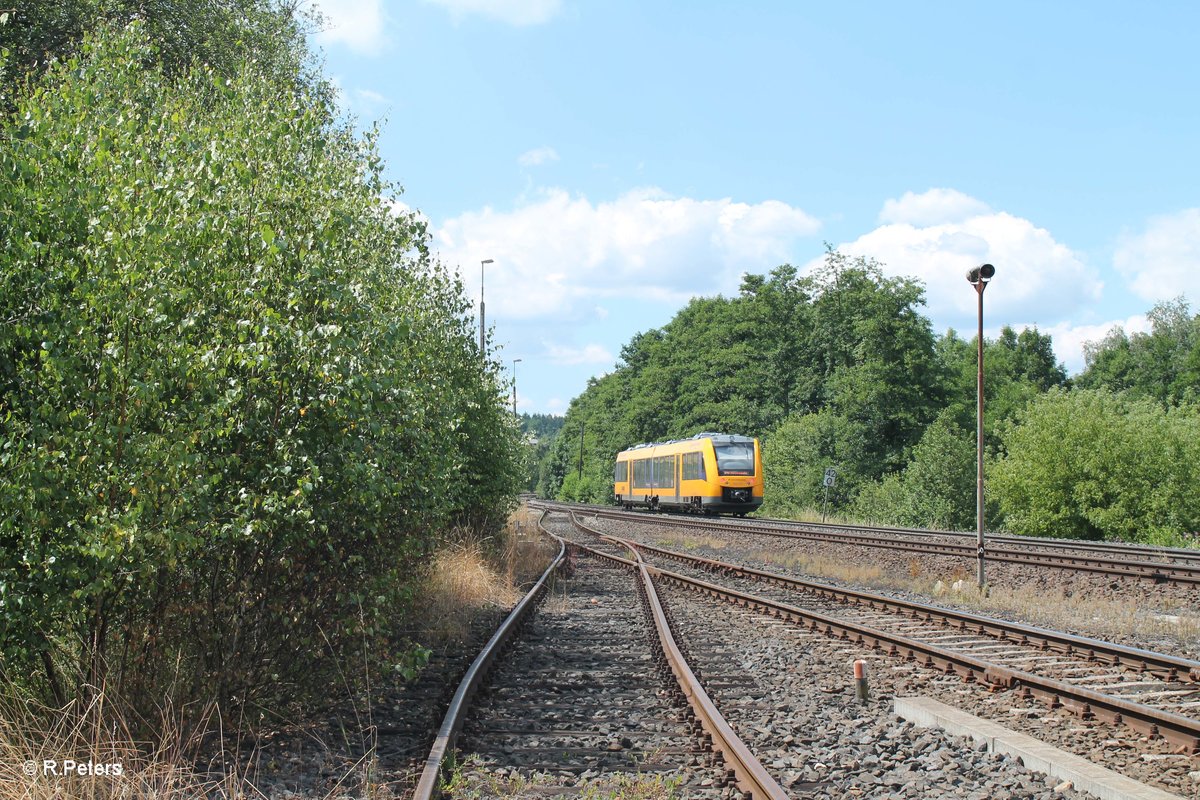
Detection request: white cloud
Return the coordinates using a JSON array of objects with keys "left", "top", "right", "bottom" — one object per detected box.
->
[
  {"left": 355, "top": 88, "right": 388, "bottom": 106},
  {"left": 1038, "top": 315, "right": 1152, "bottom": 375},
  {"left": 313, "top": 0, "right": 387, "bottom": 54},
  {"left": 825, "top": 190, "right": 1102, "bottom": 332},
  {"left": 518, "top": 146, "right": 560, "bottom": 167},
  {"left": 434, "top": 187, "right": 821, "bottom": 322},
  {"left": 423, "top": 0, "right": 562, "bottom": 26},
  {"left": 1114, "top": 208, "right": 1200, "bottom": 303},
  {"left": 879, "top": 188, "right": 992, "bottom": 226},
  {"left": 543, "top": 342, "right": 614, "bottom": 366}
]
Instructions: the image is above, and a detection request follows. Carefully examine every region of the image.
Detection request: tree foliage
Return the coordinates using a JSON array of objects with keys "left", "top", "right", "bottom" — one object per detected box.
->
[
  {"left": 0, "top": 0, "right": 314, "bottom": 87},
  {"left": 990, "top": 389, "right": 1200, "bottom": 544},
  {"left": 852, "top": 411, "right": 977, "bottom": 530},
  {"left": 1077, "top": 298, "right": 1200, "bottom": 406},
  {"left": 0, "top": 23, "right": 521, "bottom": 714},
  {"left": 544, "top": 251, "right": 946, "bottom": 506}
]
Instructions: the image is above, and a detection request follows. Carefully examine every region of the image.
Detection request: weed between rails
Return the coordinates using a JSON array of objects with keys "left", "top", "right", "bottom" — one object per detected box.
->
[{"left": 441, "top": 754, "right": 684, "bottom": 800}]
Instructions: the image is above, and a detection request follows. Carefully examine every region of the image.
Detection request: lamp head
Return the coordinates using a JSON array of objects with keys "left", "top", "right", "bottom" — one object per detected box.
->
[
  {"left": 482, "top": 258, "right": 494, "bottom": 265},
  {"left": 966, "top": 263, "right": 996, "bottom": 284}
]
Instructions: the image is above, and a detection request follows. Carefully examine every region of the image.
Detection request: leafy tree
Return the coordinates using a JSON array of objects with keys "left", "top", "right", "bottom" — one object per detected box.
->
[
  {"left": 761, "top": 409, "right": 870, "bottom": 517},
  {"left": 852, "top": 411, "right": 977, "bottom": 530},
  {"left": 0, "top": 0, "right": 313, "bottom": 87},
  {"left": 0, "top": 23, "right": 520, "bottom": 714},
  {"left": 1077, "top": 298, "right": 1200, "bottom": 406},
  {"left": 519, "top": 413, "right": 564, "bottom": 493},
  {"left": 936, "top": 325, "right": 1068, "bottom": 444},
  {"left": 545, "top": 249, "right": 947, "bottom": 510},
  {"left": 990, "top": 389, "right": 1200, "bottom": 543}
]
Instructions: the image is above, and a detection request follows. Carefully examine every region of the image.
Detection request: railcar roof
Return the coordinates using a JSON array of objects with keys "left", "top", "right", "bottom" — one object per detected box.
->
[{"left": 623, "top": 432, "right": 755, "bottom": 451}]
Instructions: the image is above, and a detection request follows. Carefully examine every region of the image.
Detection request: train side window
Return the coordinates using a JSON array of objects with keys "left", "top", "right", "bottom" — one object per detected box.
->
[
  {"left": 614, "top": 461, "right": 628, "bottom": 482},
  {"left": 682, "top": 451, "right": 707, "bottom": 481},
  {"left": 653, "top": 456, "right": 673, "bottom": 488}
]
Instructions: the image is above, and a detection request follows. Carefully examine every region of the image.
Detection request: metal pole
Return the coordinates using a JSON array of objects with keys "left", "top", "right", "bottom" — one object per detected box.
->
[
  {"left": 512, "top": 358, "right": 521, "bottom": 415},
  {"left": 480, "top": 259, "right": 492, "bottom": 357},
  {"left": 578, "top": 421, "right": 585, "bottom": 483},
  {"left": 975, "top": 280, "right": 986, "bottom": 589}
]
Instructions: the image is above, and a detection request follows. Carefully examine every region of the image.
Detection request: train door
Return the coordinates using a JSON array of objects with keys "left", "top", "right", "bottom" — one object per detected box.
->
[{"left": 675, "top": 454, "right": 681, "bottom": 503}]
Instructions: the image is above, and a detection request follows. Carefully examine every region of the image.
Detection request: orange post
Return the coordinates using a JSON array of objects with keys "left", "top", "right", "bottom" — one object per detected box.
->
[{"left": 854, "top": 659, "right": 869, "bottom": 704}]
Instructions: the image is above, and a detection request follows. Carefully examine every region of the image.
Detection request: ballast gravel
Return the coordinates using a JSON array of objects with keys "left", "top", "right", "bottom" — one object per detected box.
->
[{"left": 660, "top": 581, "right": 1101, "bottom": 799}]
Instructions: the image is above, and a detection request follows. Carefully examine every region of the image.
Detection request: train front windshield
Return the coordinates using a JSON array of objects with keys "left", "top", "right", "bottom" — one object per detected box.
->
[{"left": 714, "top": 443, "right": 755, "bottom": 476}]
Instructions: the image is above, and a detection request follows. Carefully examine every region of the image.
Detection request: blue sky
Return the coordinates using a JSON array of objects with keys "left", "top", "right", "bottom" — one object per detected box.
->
[{"left": 308, "top": 1, "right": 1200, "bottom": 415}]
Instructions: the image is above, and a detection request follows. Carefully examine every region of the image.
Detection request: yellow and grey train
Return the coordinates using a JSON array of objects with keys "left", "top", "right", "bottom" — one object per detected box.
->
[{"left": 613, "top": 432, "right": 763, "bottom": 515}]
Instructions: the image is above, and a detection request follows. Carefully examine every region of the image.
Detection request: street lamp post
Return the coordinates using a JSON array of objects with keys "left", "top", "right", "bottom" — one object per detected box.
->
[
  {"left": 480, "top": 259, "right": 493, "bottom": 357},
  {"left": 966, "top": 263, "right": 996, "bottom": 589},
  {"left": 512, "top": 358, "right": 522, "bottom": 415}
]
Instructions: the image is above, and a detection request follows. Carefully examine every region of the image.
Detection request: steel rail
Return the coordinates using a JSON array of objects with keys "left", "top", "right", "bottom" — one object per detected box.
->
[
  {"left": 769, "top": 518, "right": 1200, "bottom": 565},
  {"left": 412, "top": 514, "right": 566, "bottom": 800},
  {"left": 567, "top": 514, "right": 1200, "bottom": 683},
  {"left": 552, "top": 535, "right": 788, "bottom": 797},
  {"left": 559, "top": 504, "right": 1200, "bottom": 585},
  {"left": 533, "top": 499, "right": 1200, "bottom": 565},
  {"left": 620, "top": 539, "right": 790, "bottom": 799}
]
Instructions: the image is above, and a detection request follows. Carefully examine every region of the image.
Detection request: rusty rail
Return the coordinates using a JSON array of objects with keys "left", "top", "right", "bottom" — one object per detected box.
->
[
  {"left": 621, "top": 541, "right": 790, "bottom": 800},
  {"left": 412, "top": 513, "right": 565, "bottom": 800},
  {"left": 532, "top": 499, "right": 1200, "bottom": 565},
  {"left": 649, "top": 564, "right": 1200, "bottom": 753},
  {"left": 555, "top": 531, "right": 789, "bottom": 797}
]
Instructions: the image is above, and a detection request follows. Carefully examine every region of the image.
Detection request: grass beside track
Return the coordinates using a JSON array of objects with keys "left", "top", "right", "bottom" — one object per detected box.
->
[{"left": 1, "top": 506, "right": 555, "bottom": 800}]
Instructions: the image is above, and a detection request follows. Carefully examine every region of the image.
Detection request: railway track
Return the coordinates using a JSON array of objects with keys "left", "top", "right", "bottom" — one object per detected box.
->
[
  {"left": 562, "top": 510, "right": 1200, "bottom": 758},
  {"left": 415, "top": 504, "right": 1194, "bottom": 797},
  {"left": 416, "top": 512, "right": 789, "bottom": 799},
  {"left": 535, "top": 501, "right": 1200, "bottom": 586}
]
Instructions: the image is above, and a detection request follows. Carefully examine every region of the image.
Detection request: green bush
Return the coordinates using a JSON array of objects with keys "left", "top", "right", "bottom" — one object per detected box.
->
[
  {"left": 0, "top": 24, "right": 521, "bottom": 715},
  {"left": 851, "top": 412, "right": 977, "bottom": 530},
  {"left": 991, "top": 389, "right": 1200, "bottom": 543}
]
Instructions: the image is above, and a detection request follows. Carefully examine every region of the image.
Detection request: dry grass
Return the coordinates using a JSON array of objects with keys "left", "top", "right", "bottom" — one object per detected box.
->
[
  {"left": 0, "top": 690, "right": 228, "bottom": 800},
  {"left": 953, "top": 585, "right": 1200, "bottom": 645},
  {"left": 746, "top": 544, "right": 1200, "bottom": 645},
  {"left": 411, "top": 506, "right": 558, "bottom": 649},
  {"left": 414, "top": 543, "right": 523, "bottom": 645},
  {"left": 0, "top": 687, "right": 397, "bottom": 800}
]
